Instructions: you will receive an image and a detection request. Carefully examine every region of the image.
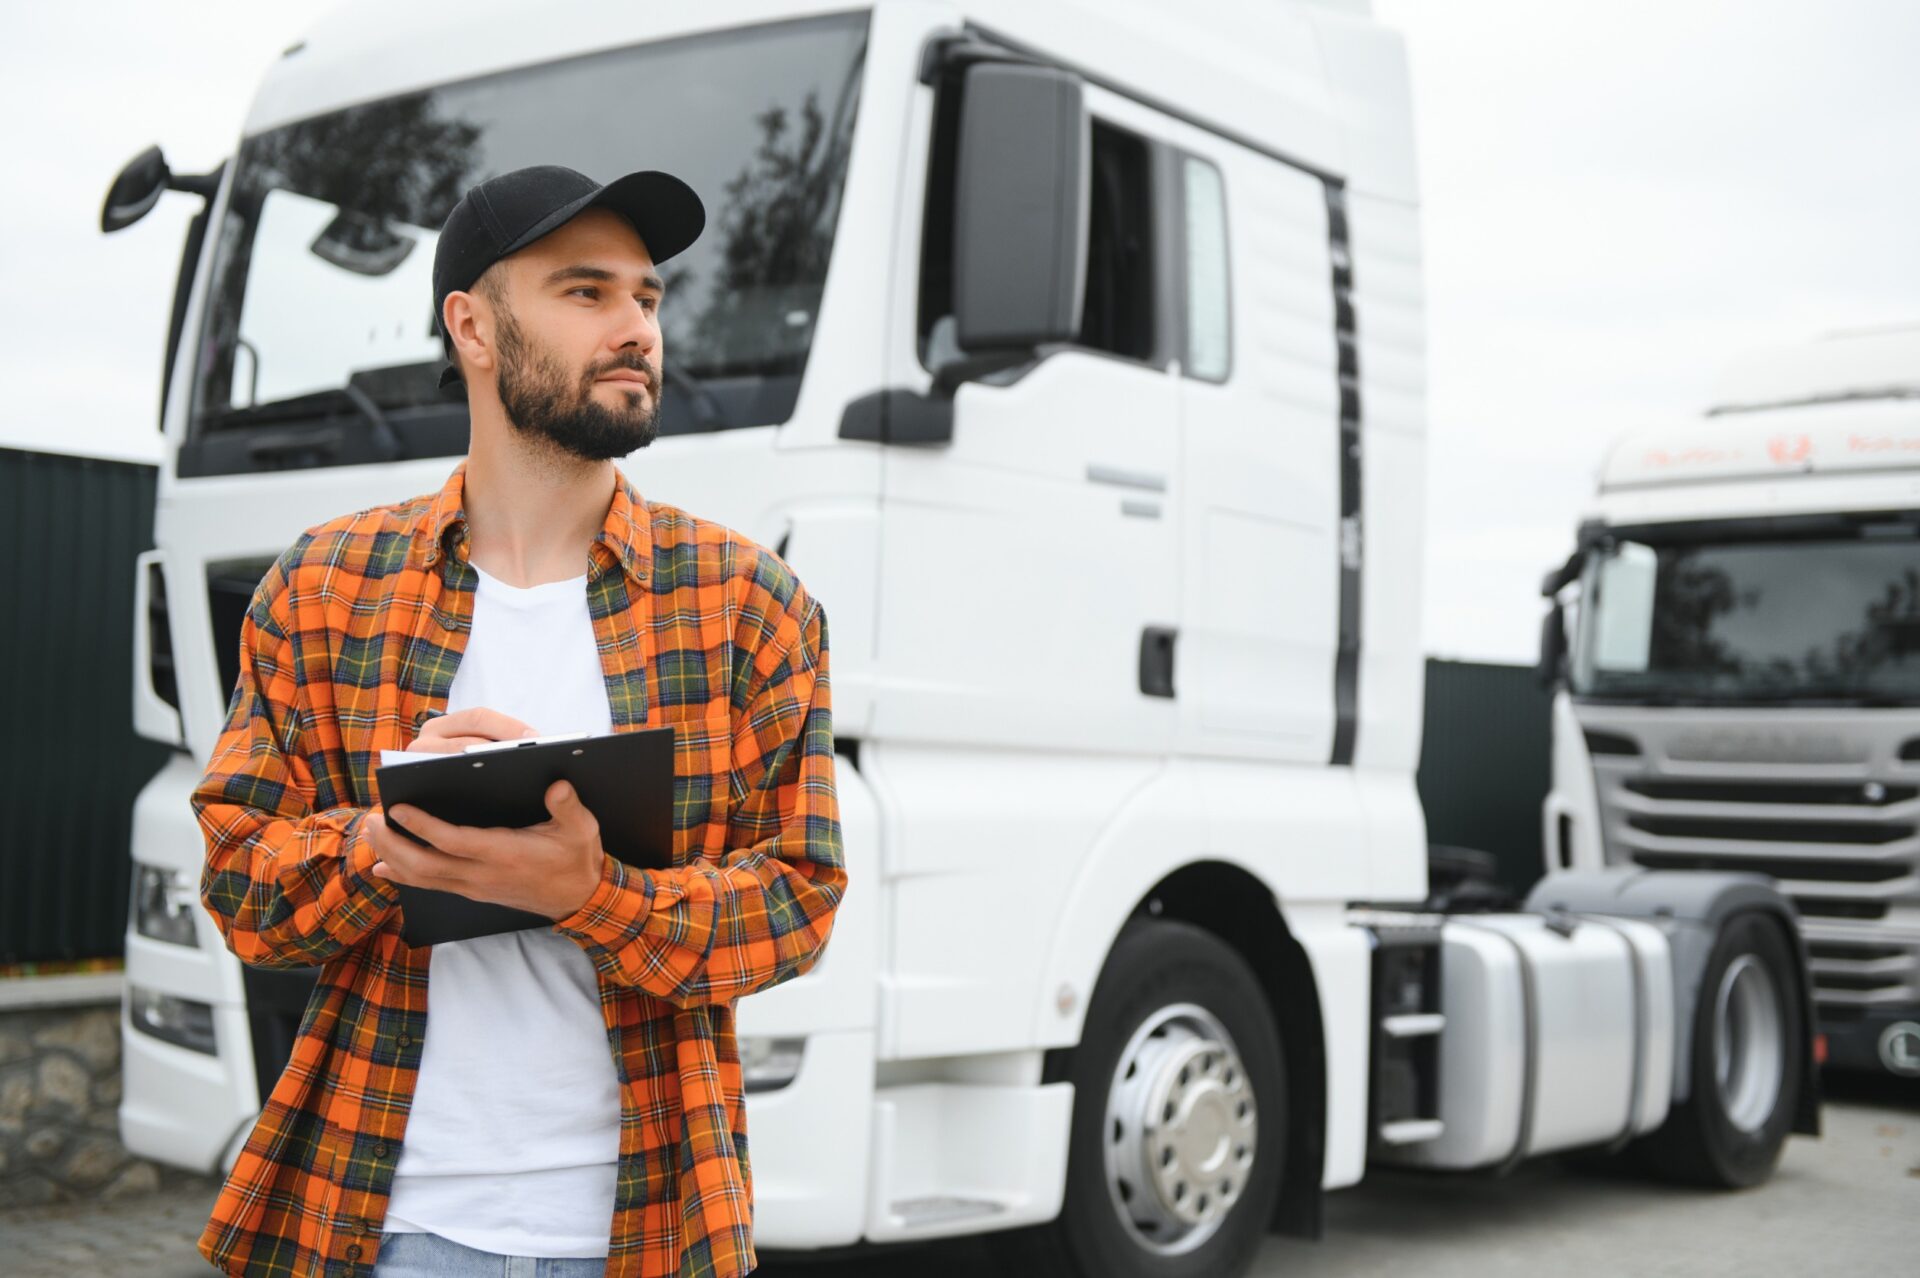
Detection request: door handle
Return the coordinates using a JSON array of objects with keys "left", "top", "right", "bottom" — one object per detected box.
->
[{"left": 1139, "top": 626, "right": 1177, "bottom": 698}]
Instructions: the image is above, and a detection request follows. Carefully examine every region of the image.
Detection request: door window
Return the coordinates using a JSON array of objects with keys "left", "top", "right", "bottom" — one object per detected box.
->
[
  {"left": 1182, "top": 156, "right": 1231, "bottom": 381},
  {"left": 917, "top": 86, "right": 1160, "bottom": 366}
]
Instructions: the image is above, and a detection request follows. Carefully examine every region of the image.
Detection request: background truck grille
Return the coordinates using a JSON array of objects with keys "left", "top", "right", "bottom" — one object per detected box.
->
[{"left": 1578, "top": 708, "right": 1920, "bottom": 1017}]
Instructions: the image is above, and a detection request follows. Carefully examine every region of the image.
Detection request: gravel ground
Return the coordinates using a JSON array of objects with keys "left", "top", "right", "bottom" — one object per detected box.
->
[{"left": 4, "top": 1076, "right": 1912, "bottom": 1277}]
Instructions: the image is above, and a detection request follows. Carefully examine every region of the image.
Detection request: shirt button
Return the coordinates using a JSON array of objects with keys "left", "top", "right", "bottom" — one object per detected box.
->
[
  {"left": 397, "top": 1033, "right": 413, "bottom": 1049},
  {"left": 345, "top": 1244, "right": 363, "bottom": 1262},
  {"left": 374, "top": 1141, "right": 390, "bottom": 1159}
]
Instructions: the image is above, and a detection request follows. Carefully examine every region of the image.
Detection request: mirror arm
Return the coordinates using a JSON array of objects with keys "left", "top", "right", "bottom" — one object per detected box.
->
[
  {"left": 930, "top": 349, "right": 1035, "bottom": 397},
  {"left": 918, "top": 34, "right": 1040, "bottom": 85},
  {"left": 168, "top": 169, "right": 223, "bottom": 200}
]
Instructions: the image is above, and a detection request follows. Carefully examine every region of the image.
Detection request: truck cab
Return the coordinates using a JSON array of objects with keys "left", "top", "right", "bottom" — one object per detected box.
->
[{"left": 1542, "top": 325, "right": 1920, "bottom": 1078}]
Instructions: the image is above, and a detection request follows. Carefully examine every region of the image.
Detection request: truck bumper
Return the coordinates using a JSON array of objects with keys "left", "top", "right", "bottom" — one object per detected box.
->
[{"left": 1820, "top": 1006, "right": 1920, "bottom": 1077}]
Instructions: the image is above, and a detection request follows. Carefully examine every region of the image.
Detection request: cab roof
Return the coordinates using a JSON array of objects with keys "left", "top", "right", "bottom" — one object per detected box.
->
[{"left": 243, "top": 0, "right": 1414, "bottom": 202}]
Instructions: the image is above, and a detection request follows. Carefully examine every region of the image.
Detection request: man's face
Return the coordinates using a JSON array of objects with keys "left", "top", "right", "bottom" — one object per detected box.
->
[{"left": 487, "top": 208, "right": 667, "bottom": 461}]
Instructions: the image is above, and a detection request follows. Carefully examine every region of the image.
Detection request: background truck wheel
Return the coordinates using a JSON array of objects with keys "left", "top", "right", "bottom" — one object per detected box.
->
[
  {"left": 1637, "top": 911, "right": 1803, "bottom": 1188},
  {"left": 995, "top": 919, "right": 1287, "bottom": 1278}
]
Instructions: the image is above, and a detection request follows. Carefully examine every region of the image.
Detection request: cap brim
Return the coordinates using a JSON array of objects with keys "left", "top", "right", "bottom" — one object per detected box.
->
[{"left": 498, "top": 170, "right": 706, "bottom": 267}]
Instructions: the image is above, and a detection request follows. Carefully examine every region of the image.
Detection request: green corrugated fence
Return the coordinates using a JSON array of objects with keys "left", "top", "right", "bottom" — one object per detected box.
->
[
  {"left": 1, "top": 447, "right": 170, "bottom": 964},
  {"left": 1417, "top": 657, "right": 1555, "bottom": 894}
]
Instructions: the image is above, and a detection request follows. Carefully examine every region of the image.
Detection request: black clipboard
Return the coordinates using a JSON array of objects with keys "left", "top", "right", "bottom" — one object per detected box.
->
[{"left": 373, "top": 727, "right": 674, "bottom": 947}]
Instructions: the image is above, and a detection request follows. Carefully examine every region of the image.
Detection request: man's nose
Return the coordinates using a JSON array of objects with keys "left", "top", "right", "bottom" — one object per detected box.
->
[{"left": 610, "top": 297, "right": 659, "bottom": 355}]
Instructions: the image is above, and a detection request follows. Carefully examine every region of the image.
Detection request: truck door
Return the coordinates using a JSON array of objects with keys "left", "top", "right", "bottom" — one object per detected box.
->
[
  {"left": 1172, "top": 138, "right": 1345, "bottom": 765},
  {"left": 875, "top": 82, "right": 1184, "bottom": 756}
]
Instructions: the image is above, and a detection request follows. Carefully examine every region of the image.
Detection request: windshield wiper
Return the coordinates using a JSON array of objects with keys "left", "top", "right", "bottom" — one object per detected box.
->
[
  {"left": 211, "top": 384, "right": 406, "bottom": 462},
  {"left": 662, "top": 364, "right": 726, "bottom": 432}
]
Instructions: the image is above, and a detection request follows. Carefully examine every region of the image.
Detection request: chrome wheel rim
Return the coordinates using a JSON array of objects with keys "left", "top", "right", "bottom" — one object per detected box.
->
[
  {"left": 1713, "top": 954, "right": 1784, "bottom": 1133},
  {"left": 1102, "top": 1002, "right": 1256, "bottom": 1256}
]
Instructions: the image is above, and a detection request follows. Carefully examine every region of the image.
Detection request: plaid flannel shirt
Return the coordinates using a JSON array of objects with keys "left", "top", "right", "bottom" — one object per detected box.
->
[{"left": 193, "top": 461, "right": 845, "bottom": 1278}]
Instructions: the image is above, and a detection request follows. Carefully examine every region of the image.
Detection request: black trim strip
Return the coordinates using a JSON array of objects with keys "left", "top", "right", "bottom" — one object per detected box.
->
[{"left": 1328, "top": 184, "right": 1362, "bottom": 766}]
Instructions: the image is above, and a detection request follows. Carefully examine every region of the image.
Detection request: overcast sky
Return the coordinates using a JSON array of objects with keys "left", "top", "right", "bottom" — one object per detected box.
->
[{"left": 3, "top": 2, "right": 1916, "bottom": 663}]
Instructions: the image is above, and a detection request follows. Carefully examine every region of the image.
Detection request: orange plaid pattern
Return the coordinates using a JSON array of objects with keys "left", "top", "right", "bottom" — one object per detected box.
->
[{"left": 193, "top": 461, "right": 845, "bottom": 1277}]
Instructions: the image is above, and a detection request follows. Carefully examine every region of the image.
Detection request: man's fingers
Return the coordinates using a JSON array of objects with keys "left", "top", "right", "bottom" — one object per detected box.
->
[
  {"left": 417, "top": 707, "right": 538, "bottom": 745},
  {"left": 383, "top": 804, "right": 494, "bottom": 859},
  {"left": 409, "top": 735, "right": 511, "bottom": 754},
  {"left": 366, "top": 813, "right": 469, "bottom": 889},
  {"left": 543, "top": 780, "right": 598, "bottom": 835}
]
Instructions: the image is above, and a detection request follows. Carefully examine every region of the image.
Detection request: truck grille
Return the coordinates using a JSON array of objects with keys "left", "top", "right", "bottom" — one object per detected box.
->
[{"left": 1578, "top": 708, "right": 1920, "bottom": 1015}]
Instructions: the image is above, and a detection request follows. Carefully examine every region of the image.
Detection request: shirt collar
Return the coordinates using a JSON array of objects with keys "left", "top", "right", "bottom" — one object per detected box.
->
[{"left": 415, "top": 459, "right": 652, "bottom": 585}]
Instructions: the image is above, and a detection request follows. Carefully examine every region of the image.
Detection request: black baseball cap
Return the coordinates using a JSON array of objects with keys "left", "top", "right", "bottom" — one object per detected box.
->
[{"left": 433, "top": 165, "right": 705, "bottom": 388}]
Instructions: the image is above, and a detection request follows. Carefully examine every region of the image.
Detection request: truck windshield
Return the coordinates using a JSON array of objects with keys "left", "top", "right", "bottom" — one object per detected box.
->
[
  {"left": 1571, "top": 524, "right": 1920, "bottom": 704},
  {"left": 183, "top": 13, "right": 867, "bottom": 476}
]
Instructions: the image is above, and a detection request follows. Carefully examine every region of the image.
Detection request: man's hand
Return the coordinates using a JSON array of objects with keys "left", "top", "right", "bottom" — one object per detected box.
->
[
  {"left": 408, "top": 706, "right": 538, "bottom": 754},
  {"left": 366, "top": 780, "right": 606, "bottom": 921}
]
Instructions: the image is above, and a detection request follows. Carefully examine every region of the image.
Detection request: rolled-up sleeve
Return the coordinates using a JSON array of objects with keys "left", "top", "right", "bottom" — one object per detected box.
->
[
  {"left": 195, "top": 554, "right": 399, "bottom": 969},
  {"left": 554, "top": 594, "right": 845, "bottom": 1007}
]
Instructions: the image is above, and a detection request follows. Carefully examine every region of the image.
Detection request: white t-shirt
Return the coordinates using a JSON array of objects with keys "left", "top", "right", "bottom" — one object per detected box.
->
[{"left": 381, "top": 562, "right": 622, "bottom": 1258}]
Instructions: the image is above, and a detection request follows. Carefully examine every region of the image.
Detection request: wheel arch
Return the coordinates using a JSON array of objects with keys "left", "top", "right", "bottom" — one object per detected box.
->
[{"left": 1040, "top": 860, "right": 1330, "bottom": 1241}]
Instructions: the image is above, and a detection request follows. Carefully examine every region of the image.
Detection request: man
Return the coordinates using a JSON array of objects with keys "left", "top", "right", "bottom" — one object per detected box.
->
[{"left": 193, "top": 165, "right": 846, "bottom": 1278}]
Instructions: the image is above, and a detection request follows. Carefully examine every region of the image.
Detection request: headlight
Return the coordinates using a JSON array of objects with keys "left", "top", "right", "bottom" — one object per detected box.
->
[
  {"left": 128, "top": 986, "right": 218, "bottom": 1054},
  {"left": 132, "top": 864, "right": 200, "bottom": 947},
  {"left": 741, "top": 1036, "right": 806, "bottom": 1093}
]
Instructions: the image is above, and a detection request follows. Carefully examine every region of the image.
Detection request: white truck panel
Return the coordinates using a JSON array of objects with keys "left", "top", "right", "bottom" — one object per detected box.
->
[
  {"left": 862, "top": 1080, "right": 1075, "bottom": 1240},
  {"left": 742, "top": 1030, "right": 877, "bottom": 1248}
]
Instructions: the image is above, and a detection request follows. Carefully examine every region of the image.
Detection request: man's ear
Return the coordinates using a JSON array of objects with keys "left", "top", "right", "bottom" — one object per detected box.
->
[{"left": 442, "top": 289, "right": 495, "bottom": 378}]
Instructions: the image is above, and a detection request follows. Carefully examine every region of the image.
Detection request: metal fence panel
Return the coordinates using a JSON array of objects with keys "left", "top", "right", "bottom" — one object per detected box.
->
[
  {"left": 1417, "top": 657, "right": 1554, "bottom": 894},
  {"left": 0, "top": 447, "right": 170, "bottom": 963}
]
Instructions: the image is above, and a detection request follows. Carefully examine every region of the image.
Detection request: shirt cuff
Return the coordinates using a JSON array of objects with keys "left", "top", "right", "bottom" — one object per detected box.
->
[
  {"left": 552, "top": 852, "right": 653, "bottom": 947},
  {"left": 340, "top": 812, "right": 400, "bottom": 907}
]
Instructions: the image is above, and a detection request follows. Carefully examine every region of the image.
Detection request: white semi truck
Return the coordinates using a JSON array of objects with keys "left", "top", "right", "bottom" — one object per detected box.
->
[
  {"left": 1542, "top": 326, "right": 1920, "bottom": 1081},
  {"left": 107, "top": 2, "right": 1818, "bottom": 1274}
]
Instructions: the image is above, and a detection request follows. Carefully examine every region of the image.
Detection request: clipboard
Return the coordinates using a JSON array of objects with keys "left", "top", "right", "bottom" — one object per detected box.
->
[{"left": 373, "top": 727, "right": 675, "bottom": 947}]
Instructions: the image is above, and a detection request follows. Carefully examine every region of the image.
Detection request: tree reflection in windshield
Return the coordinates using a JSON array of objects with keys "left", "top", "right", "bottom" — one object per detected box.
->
[
  {"left": 685, "top": 51, "right": 862, "bottom": 379},
  {"left": 1647, "top": 550, "right": 1745, "bottom": 682},
  {"left": 1580, "top": 535, "right": 1920, "bottom": 702},
  {"left": 199, "top": 92, "right": 483, "bottom": 415},
  {"left": 187, "top": 13, "right": 869, "bottom": 472}
]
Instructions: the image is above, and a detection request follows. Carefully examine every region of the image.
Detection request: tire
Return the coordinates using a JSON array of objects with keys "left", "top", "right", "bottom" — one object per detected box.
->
[
  {"left": 992, "top": 920, "right": 1287, "bottom": 1278},
  {"left": 1635, "top": 911, "right": 1803, "bottom": 1188}
]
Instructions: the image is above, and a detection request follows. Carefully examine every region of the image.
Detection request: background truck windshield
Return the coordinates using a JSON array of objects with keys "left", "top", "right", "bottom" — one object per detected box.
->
[
  {"left": 1572, "top": 524, "right": 1920, "bottom": 704},
  {"left": 183, "top": 13, "right": 866, "bottom": 474}
]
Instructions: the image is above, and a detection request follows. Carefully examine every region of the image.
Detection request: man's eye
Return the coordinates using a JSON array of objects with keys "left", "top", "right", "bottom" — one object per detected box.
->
[
  {"left": 639, "top": 296, "right": 658, "bottom": 312},
  {"left": 570, "top": 287, "right": 599, "bottom": 300}
]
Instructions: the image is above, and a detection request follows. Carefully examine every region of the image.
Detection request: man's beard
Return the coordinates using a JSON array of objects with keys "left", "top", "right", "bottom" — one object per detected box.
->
[{"left": 493, "top": 304, "right": 661, "bottom": 461}]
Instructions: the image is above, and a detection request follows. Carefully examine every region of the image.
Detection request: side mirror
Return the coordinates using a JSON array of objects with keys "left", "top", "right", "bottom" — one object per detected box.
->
[
  {"left": 1536, "top": 601, "right": 1567, "bottom": 689},
  {"left": 950, "top": 61, "right": 1090, "bottom": 356},
  {"left": 101, "top": 145, "right": 223, "bottom": 234},
  {"left": 101, "top": 146, "right": 173, "bottom": 233}
]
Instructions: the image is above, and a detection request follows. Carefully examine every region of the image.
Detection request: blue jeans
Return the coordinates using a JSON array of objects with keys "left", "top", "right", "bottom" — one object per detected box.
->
[{"left": 371, "top": 1231, "right": 608, "bottom": 1277}]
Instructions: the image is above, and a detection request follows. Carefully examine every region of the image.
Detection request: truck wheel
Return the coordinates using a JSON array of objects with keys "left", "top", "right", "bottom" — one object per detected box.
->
[
  {"left": 1638, "top": 911, "right": 1803, "bottom": 1188},
  {"left": 995, "top": 919, "right": 1286, "bottom": 1278}
]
